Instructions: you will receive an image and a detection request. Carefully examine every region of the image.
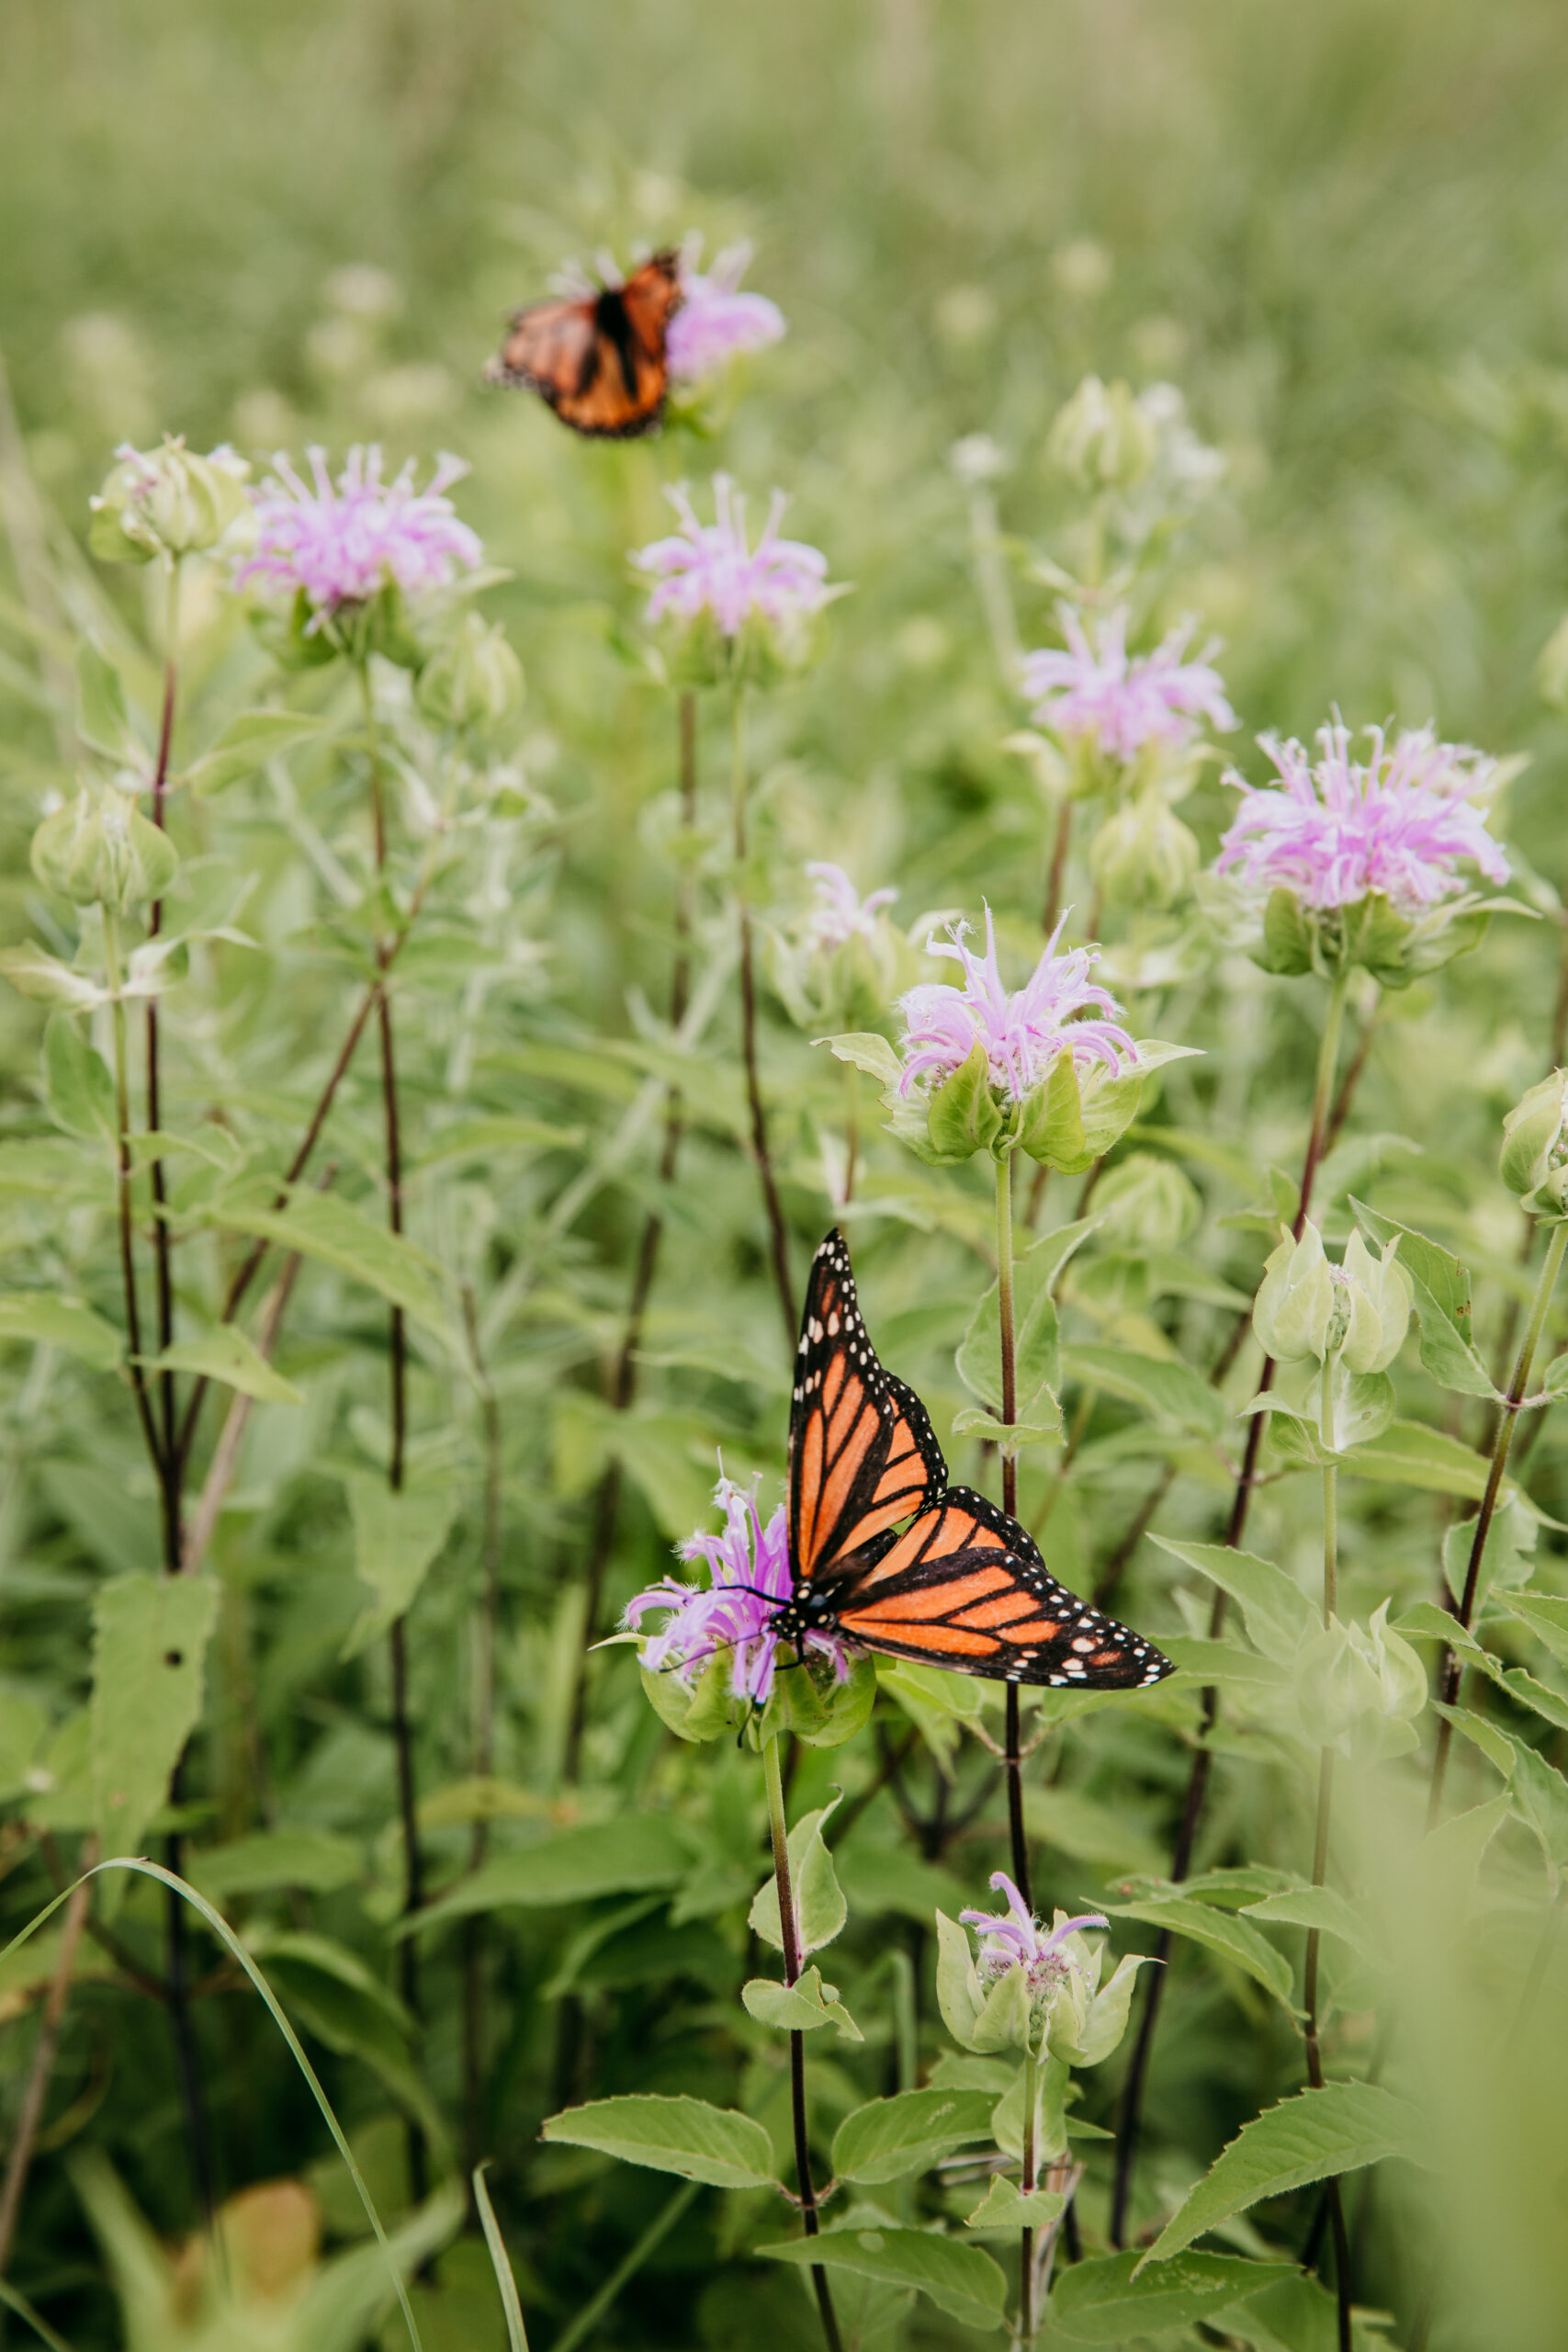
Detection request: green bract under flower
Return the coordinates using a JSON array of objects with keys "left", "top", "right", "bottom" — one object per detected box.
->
[{"left": 1500, "top": 1070, "right": 1568, "bottom": 1220}]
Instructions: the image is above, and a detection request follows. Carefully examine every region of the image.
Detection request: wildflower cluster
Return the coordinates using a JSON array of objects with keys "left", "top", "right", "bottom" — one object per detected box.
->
[{"left": 633, "top": 475, "right": 835, "bottom": 684}]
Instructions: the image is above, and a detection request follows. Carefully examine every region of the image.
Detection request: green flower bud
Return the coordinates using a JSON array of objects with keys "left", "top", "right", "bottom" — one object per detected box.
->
[
  {"left": 31, "top": 786, "right": 178, "bottom": 913},
  {"left": 1294, "top": 1602, "right": 1427, "bottom": 1761},
  {"left": 88, "top": 437, "right": 252, "bottom": 565},
  {"left": 1093, "top": 1151, "right": 1201, "bottom": 1251},
  {"left": 1500, "top": 1070, "right": 1568, "bottom": 1216},
  {"left": 1046, "top": 375, "right": 1157, "bottom": 492},
  {"left": 1089, "top": 793, "right": 1200, "bottom": 910},
  {"left": 416, "top": 614, "right": 525, "bottom": 734},
  {"left": 1253, "top": 1221, "right": 1410, "bottom": 1371}
]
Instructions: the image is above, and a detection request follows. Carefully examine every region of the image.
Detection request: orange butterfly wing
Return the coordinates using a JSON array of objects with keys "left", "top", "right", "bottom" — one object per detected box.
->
[
  {"left": 488, "top": 252, "right": 682, "bottom": 438},
  {"left": 788, "top": 1230, "right": 947, "bottom": 1586},
  {"left": 832, "top": 1487, "right": 1172, "bottom": 1690},
  {"left": 779, "top": 1228, "right": 1173, "bottom": 1692}
]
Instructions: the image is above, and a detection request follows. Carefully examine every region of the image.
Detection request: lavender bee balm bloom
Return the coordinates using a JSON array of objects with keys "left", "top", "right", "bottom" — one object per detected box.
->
[
  {"left": 238, "top": 446, "right": 482, "bottom": 625},
  {"left": 633, "top": 475, "right": 836, "bottom": 683},
  {"left": 898, "top": 909, "right": 1134, "bottom": 1102},
  {"left": 626, "top": 1476, "right": 850, "bottom": 1707},
  {"left": 668, "top": 241, "right": 786, "bottom": 384},
  {"left": 1021, "top": 605, "right": 1235, "bottom": 764}
]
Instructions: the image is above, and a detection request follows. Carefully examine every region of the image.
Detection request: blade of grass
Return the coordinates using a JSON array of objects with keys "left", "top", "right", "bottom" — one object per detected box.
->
[
  {"left": 472, "top": 2165, "right": 530, "bottom": 2351},
  {"left": 549, "top": 2179, "right": 699, "bottom": 2352},
  {"left": 0, "top": 2281, "right": 77, "bottom": 2352},
  {"left": 0, "top": 1858, "right": 428, "bottom": 2352}
]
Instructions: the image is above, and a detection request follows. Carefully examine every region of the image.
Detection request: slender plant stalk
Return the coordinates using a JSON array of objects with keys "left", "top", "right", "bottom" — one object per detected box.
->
[
  {"left": 0, "top": 1839, "right": 97, "bottom": 2272},
  {"left": 1303, "top": 1450, "right": 1354, "bottom": 2352},
  {"left": 358, "top": 659, "right": 426, "bottom": 2203},
  {"left": 145, "top": 556, "right": 182, "bottom": 1518},
  {"left": 994, "top": 1148, "right": 1032, "bottom": 1909},
  {"left": 1018, "top": 2040, "right": 1040, "bottom": 2343},
  {"left": 1041, "top": 801, "right": 1071, "bottom": 938},
  {"left": 563, "top": 692, "right": 698, "bottom": 1783},
  {"left": 550, "top": 2178, "right": 699, "bottom": 2352},
  {"left": 731, "top": 682, "right": 796, "bottom": 1349},
  {"left": 461, "top": 1283, "right": 503, "bottom": 2175},
  {"left": 1429, "top": 1216, "right": 1568, "bottom": 1819},
  {"left": 102, "top": 908, "right": 177, "bottom": 1569},
  {"left": 1111, "top": 966, "right": 1355, "bottom": 2246},
  {"left": 763, "top": 1732, "right": 843, "bottom": 2352},
  {"left": 181, "top": 1241, "right": 308, "bottom": 1573}
]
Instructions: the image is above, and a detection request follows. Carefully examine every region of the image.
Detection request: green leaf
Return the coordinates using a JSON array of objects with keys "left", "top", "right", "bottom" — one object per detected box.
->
[
  {"left": 742, "top": 1964, "right": 863, "bottom": 2041},
  {"left": 1258, "top": 888, "right": 1314, "bottom": 976},
  {"left": 750, "top": 1793, "right": 846, "bottom": 1955},
  {"left": 188, "top": 1828, "right": 363, "bottom": 1899},
  {"left": 0, "top": 944, "right": 106, "bottom": 1009},
  {"left": 1063, "top": 1343, "right": 1228, "bottom": 1440},
  {"left": 926, "top": 1035, "right": 1004, "bottom": 1163},
  {"left": 1500, "top": 1588, "right": 1568, "bottom": 1669},
  {"left": 185, "top": 707, "right": 326, "bottom": 796},
  {"left": 1151, "top": 1536, "right": 1316, "bottom": 1667},
  {"left": 831, "top": 2088, "right": 998, "bottom": 2184},
  {"left": 76, "top": 640, "right": 136, "bottom": 760},
  {"left": 758, "top": 2224, "right": 1009, "bottom": 2332},
  {"left": 964, "top": 2177, "right": 1065, "bottom": 2232},
  {"left": 1506, "top": 1739, "right": 1568, "bottom": 1868},
  {"left": 472, "top": 2165, "right": 531, "bottom": 2352},
  {"left": 400, "top": 1816, "right": 693, "bottom": 1934},
  {"left": 540, "top": 2094, "right": 779, "bottom": 2190},
  {"left": 950, "top": 1401, "right": 1063, "bottom": 1451},
  {"left": 42, "top": 1014, "right": 116, "bottom": 1143},
  {"left": 200, "top": 1187, "right": 447, "bottom": 1335},
  {"left": 1017, "top": 1050, "right": 1089, "bottom": 1170},
  {"left": 141, "top": 1322, "right": 303, "bottom": 1406},
  {"left": 1344, "top": 1419, "right": 1495, "bottom": 1498},
  {"left": 819, "top": 1031, "right": 903, "bottom": 1088},
  {"left": 0, "top": 1293, "right": 121, "bottom": 1371},
  {"left": 1052, "top": 2250, "right": 1297, "bottom": 2341},
  {"left": 1242, "top": 1886, "right": 1381, "bottom": 1965},
  {"left": 1099, "top": 1893, "right": 1297, "bottom": 2012},
  {"left": 1348, "top": 1198, "right": 1472, "bottom": 1329},
  {"left": 1495, "top": 1666, "right": 1568, "bottom": 1735},
  {"left": 759, "top": 1650, "right": 879, "bottom": 1749},
  {"left": 90, "top": 1572, "right": 220, "bottom": 1856},
  {"left": 415, "top": 1114, "right": 584, "bottom": 1168},
  {"left": 340, "top": 1473, "right": 457, "bottom": 1656},
  {"left": 954, "top": 1223, "right": 1095, "bottom": 1411},
  {"left": 1021, "top": 1787, "right": 1165, "bottom": 1878},
  {"left": 1137, "top": 2083, "right": 1430, "bottom": 2268}
]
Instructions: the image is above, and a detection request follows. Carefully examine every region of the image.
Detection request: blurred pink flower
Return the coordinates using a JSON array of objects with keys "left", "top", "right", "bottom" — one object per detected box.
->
[
  {"left": 669, "top": 241, "right": 786, "bottom": 383},
  {"left": 961, "top": 1871, "right": 1109, "bottom": 1996},
  {"left": 1216, "top": 722, "right": 1509, "bottom": 910},
  {"left": 803, "top": 861, "right": 897, "bottom": 950},
  {"left": 1020, "top": 605, "right": 1235, "bottom": 761},
  {"left": 633, "top": 475, "right": 832, "bottom": 639},
  {"left": 237, "top": 446, "right": 481, "bottom": 622},
  {"left": 897, "top": 908, "right": 1134, "bottom": 1102},
  {"left": 626, "top": 1475, "right": 850, "bottom": 1705}
]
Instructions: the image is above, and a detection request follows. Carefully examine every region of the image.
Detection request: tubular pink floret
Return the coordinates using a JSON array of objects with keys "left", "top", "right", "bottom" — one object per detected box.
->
[
  {"left": 632, "top": 474, "right": 832, "bottom": 639},
  {"left": 1020, "top": 604, "right": 1235, "bottom": 761},
  {"left": 897, "top": 908, "right": 1136, "bottom": 1102},
  {"left": 235, "top": 443, "right": 482, "bottom": 622},
  {"left": 668, "top": 241, "right": 786, "bottom": 384}
]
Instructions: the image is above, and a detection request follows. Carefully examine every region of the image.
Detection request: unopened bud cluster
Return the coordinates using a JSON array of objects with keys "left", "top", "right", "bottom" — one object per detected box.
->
[
  {"left": 90, "top": 438, "right": 253, "bottom": 565},
  {"left": 1254, "top": 1224, "right": 1411, "bottom": 1374},
  {"left": 1500, "top": 1071, "right": 1568, "bottom": 1219}
]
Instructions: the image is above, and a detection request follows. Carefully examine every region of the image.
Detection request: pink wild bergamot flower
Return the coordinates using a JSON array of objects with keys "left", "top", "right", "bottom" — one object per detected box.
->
[
  {"left": 668, "top": 240, "right": 785, "bottom": 384},
  {"left": 633, "top": 475, "right": 833, "bottom": 642},
  {"left": 1215, "top": 721, "right": 1509, "bottom": 912},
  {"left": 802, "top": 862, "right": 898, "bottom": 951},
  {"left": 961, "top": 1872, "right": 1109, "bottom": 2001},
  {"left": 237, "top": 446, "right": 481, "bottom": 623},
  {"left": 625, "top": 1475, "right": 849, "bottom": 1706},
  {"left": 897, "top": 908, "right": 1135, "bottom": 1102},
  {"left": 1020, "top": 605, "right": 1235, "bottom": 762}
]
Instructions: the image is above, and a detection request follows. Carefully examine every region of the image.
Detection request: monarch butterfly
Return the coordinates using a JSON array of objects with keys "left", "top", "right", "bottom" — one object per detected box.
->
[
  {"left": 769, "top": 1230, "right": 1173, "bottom": 1690},
  {"left": 485, "top": 251, "right": 683, "bottom": 438}
]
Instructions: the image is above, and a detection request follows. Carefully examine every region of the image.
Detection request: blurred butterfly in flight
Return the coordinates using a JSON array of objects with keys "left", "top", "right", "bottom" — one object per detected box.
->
[
  {"left": 770, "top": 1230, "right": 1174, "bottom": 1690},
  {"left": 486, "top": 249, "right": 683, "bottom": 438}
]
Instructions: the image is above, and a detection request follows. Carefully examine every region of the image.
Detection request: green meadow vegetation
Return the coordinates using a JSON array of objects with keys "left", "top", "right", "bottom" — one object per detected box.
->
[{"left": 5, "top": 2, "right": 1568, "bottom": 2346}]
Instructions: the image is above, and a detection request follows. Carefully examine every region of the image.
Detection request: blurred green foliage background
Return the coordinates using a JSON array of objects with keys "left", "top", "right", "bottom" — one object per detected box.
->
[{"left": 6, "top": 2, "right": 1568, "bottom": 2347}]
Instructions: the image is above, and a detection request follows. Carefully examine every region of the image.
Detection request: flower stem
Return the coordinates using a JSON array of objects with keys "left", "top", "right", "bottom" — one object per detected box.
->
[
  {"left": 994, "top": 1148, "right": 1031, "bottom": 1912},
  {"left": 145, "top": 555, "right": 182, "bottom": 1535},
  {"left": 1041, "top": 801, "right": 1072, "bottom": 938},
  {"left": 1019, "top": 2039, "right": 1039, "bottom": 2344},
  {"left": 731, "top": 682, "right": 796, "bottom": 1350},
  {"left": 1429, "top": 1214, "right": 1568, "bottom": 1818},
  {"left": 360, "top": 657, "right": 425, "bottom": 2203},
  {"left": 563, "top": 690, "right": 700, "bottom": 1785},
  {"left": 1110, "top": 966, "right": 1359, "bottom": 2248},
  {"left": 762, "top": 1732, "right": 842, "bottom": 2352},
  {"left": 103, "top": 906, "right": 177, "bottom": 1570},
  {"left": 461, "top": 1283, "right": 503, "bottom": 2178},
  {"left": 1303, "top": 1458, "right": 1354, "bottom": 2352}
]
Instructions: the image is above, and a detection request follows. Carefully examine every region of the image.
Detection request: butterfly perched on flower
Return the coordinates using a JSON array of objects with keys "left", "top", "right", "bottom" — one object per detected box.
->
[
  {"left": 769, "top": 1230, "right": 1173, "bottom": 1690},
  {"left": 486, "top": 251, "right": 683, "bottom": 438}
]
